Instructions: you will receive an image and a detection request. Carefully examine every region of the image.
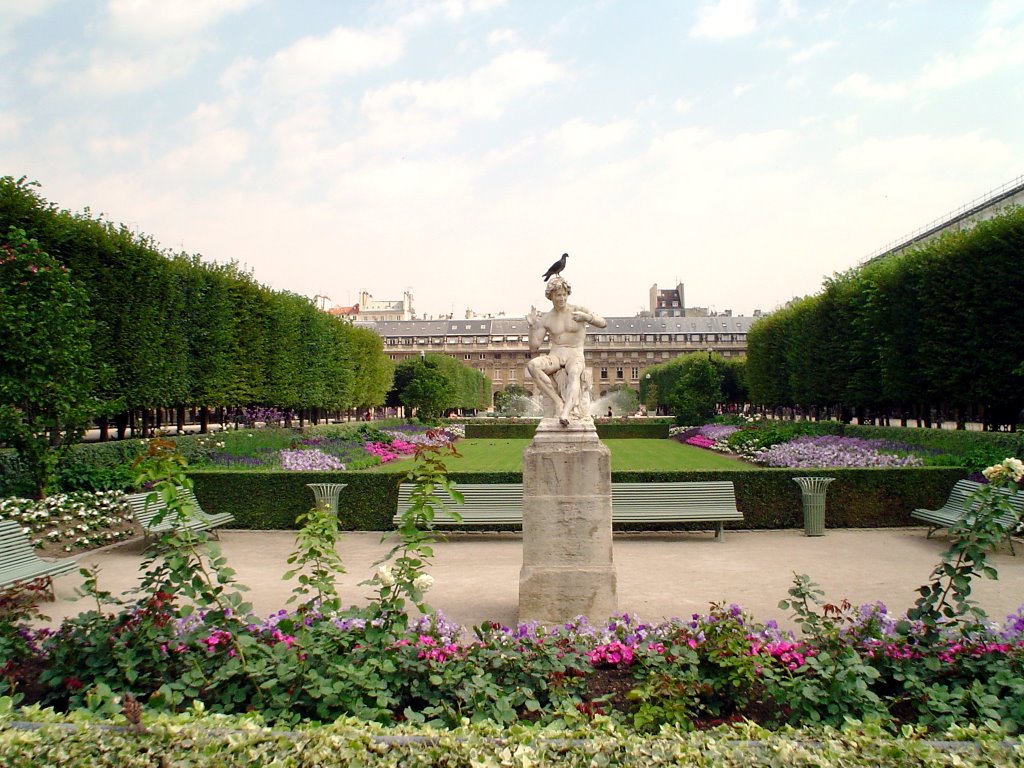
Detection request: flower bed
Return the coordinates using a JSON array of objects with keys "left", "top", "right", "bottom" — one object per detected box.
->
[
  {"left": 751, "top": 435, "right": 924, "bottom": 468},
  {"left": 0, "top": 491, "right": 136, "bottom": 553}
]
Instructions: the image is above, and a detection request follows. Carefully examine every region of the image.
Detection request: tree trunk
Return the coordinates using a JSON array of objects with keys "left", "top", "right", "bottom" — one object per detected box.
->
[{"left": 200, "top": 406, "right": 210, "bottom": 434}]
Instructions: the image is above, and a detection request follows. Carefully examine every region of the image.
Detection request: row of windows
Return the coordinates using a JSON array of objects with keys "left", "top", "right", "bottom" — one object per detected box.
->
[
  {"left": 385, "top": 333, "right": 747, "bottom": 346},
  {"left": 489, "top": 367, "right": 643, "bottom": 381}
]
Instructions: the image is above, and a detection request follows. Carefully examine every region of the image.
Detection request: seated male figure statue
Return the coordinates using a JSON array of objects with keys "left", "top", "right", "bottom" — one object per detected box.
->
[{"left": 526, "top": 276, "right": 607, "bottom": 426}]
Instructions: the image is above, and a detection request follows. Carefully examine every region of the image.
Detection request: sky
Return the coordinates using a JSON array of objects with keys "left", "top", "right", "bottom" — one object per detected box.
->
[{"left": 2, "top": 1, "right": 1023, "bottom": 320}]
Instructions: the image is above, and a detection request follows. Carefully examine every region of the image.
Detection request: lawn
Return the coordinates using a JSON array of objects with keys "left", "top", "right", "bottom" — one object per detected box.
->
[{"left": 368, "top": 438, "right": 751, "bottom": 473}]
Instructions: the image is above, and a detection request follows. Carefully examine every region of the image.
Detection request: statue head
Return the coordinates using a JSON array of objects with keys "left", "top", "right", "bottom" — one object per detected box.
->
[{"left": 544, "top": 275, "right": 571, "bottom": 301}]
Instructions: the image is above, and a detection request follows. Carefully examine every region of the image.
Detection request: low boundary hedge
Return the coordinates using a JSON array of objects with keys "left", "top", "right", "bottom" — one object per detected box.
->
[{"left": 187, "top": 466, "right": 968, "bottom": 532}]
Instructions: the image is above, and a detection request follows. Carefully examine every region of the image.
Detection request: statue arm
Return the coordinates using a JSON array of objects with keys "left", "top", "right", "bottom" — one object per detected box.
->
[
  {"left": 573, "top": 306, "right": 607, "bottom": 329},
  {"left": 527, "top": 306, "right": 546, "bottom": 355}
]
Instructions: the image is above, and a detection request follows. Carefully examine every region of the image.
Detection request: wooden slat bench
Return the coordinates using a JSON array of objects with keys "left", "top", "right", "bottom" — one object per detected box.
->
[
  {"left": 912, "top": 479, "right": 1022, "bottom": 554},
  {"left": 0, "top": 519, "right": 78, "bottom": 599},
  {"left": 126, "top": 487, "right": 235, "bottom": 540},
  {"left": 394, "top": 481, "right": 743, "bottom": 541}
]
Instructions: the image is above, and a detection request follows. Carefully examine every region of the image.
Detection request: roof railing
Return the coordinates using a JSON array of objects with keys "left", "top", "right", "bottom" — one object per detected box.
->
[{"left": 863, "top": 173, "right": 1024, "bottom": 263}]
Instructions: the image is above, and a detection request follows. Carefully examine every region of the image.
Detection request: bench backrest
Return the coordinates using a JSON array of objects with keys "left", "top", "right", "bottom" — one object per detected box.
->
[
  {"left": 948, "top": 479, "right": 1023, "bottom": 525},
  {"left": 126, "top": 488, "right": 203, "bottom": 529},
  {"left": 0, "top": 520, "right": 41, "bottom": 570},
  {"left": 612, "top": 481, "right": 738, "bottom": 511}
]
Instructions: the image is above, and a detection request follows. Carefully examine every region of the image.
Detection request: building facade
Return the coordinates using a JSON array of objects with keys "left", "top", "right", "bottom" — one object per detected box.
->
[{"left": 362, "top": 312, "right": 759, "bottom": 405}]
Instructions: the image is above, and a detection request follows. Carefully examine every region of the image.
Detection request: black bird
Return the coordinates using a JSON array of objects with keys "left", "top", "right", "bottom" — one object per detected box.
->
[{"left": 542, "top": 253, "right": 568, "bottom": 281}]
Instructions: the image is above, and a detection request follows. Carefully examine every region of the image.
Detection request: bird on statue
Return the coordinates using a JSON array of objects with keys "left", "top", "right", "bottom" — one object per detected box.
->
[{"left": 542, "top": 252, "right": 568, "bottom": 281}]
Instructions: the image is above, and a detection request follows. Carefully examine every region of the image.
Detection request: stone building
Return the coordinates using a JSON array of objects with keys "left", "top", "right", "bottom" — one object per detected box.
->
[{"left": 359, "top": 283, "right": 762, "bottom": 405}]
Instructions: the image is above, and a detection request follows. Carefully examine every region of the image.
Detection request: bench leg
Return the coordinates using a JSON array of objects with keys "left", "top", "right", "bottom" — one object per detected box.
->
[{"left": 715, "top": 522, "right": 725, "bottom": 542}]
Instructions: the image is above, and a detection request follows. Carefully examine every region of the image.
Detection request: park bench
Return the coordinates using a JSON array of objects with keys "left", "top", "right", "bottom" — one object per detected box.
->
[
  {"left": 126, "top": 487, "right": 235, "bottom": 540},
  {"left": 912, "top": 479, "right": 1023, "bottom": 554},
  {"left": 0, "top": 519, "right": 78, "bottom": 600},
  {"left": 394, "top": 480, "right": 743, "bottom": 541}
]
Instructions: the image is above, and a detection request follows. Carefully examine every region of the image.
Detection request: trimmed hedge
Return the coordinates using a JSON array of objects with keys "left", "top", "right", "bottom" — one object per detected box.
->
[{"left": 187, "top": 466, "right": 967, "bottom": 532}]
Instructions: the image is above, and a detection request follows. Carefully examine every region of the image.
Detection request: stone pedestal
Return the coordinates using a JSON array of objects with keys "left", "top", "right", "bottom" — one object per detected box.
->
[{"left": 518, "top": 417, "right": 617, "bottom": 624}]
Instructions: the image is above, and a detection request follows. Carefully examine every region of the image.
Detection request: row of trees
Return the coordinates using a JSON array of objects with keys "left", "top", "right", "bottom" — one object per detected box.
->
[
  {"left": 387, "top": 354, "right": 491, "bottom": 419},
  {"left": 639, "top": 353, "right": 748, "bottom": 424},
  {"left": 744, "top": 206, "right": 1024, "bottom": 429},
  {"left": 0, "top": 177, "right": 398, "bottom": 495}
]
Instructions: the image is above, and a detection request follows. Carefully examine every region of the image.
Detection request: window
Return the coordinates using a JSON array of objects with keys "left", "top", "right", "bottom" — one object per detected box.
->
[
  {"left": 479, "top": 354, "right": 486, "bottom": 359},
  {"left": 616, "top": 367, "right": 623, "bottom": 379},
  {"left": 631, "top": 367, "right": 639, "bottom": 379},
  {"left": 464, "top": 354, "right": 472, "bottom": 360},
  {"left": 508, "top": 368, "right": 517, "bottom": 381},
  {"left": 493, "top": 369, "right": 502, "bottom": 380},
  {"left": 600, "top": 367, "right": 608, "bottom": 380}
]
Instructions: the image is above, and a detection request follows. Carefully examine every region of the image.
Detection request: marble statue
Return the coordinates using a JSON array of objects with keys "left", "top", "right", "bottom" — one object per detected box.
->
[{"left": 526, "top": 275, "right": 607, "bottom": 426}]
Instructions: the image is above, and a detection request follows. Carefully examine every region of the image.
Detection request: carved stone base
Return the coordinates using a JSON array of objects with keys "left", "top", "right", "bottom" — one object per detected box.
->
[{"left": 518, "top": 419, "right": 617, "bottom": 624}]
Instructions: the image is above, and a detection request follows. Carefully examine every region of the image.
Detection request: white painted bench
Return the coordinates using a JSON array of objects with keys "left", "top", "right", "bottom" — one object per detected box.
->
[
  {"left": 126, "top": 487, "right": 235, "bottom": 540},
  {"left": 0, "top": 519, "right": 78, "bottom": 599},
  {"left": 394, "top": 480, "right": 743, "bottom": 541},
  {"left": 912, "top": 479, "right": 1022, "bottom": 554}
]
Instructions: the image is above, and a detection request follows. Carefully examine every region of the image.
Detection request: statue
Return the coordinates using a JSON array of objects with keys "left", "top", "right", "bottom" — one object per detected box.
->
[{"left": 526, "top": 275, "right": 606, "bottom": 426}]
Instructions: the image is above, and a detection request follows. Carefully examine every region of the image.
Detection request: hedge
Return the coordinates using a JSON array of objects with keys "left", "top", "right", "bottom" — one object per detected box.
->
[
  {"left": 1, "top": 715, "right": 1019, "bottom": 767},
  {"left": 187, "top": 466, "right": 968, "bottom": 532}
]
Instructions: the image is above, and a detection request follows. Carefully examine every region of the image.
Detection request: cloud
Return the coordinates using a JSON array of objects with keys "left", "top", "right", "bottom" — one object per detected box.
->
[
  {"left": 157, "top": 127, "right": 250, "bottom": 176},
  {"left": 916, "top": 22, "right": 1024, "bottom": 91},
  {"left": 690, "top": 0, "right": 758, "bottom": 40},
  {"left": 833, "top": 72, "right": 908, "bottom": 102},
  {"left": 362, "top": 49, "right": 567, "bottom": 123},
  {"left": 0, "top": 0, "right": 60, "bottom": 54},
  {"left": 789, "top": 39, "right": 836, "bottom": 63},
  {"left": 264, "top": 25, "right": 404, "bottom": 92},
  {"left": 550, "top": 117, "right": 633, "bottom": 156},
  {"left": 105, "top": 0, "right": 259, "bottom": 41},
  {"left": 836, "top": 132, "right": 1010, "bottom": 176},
  {"left": 62, "top": 44, "right": 207, "bottom": 96}
]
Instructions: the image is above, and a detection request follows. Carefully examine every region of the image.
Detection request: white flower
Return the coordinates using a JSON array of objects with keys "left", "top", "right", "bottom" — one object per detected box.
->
[
  {"left": 982, "top": 457, "right": 1024, "bottom": 483},
  {"left": 376, "top": 565, "right": 396, "bottom": 587},
  {"left": 412, "top": 574, "right": 434, "bottom": 593}
]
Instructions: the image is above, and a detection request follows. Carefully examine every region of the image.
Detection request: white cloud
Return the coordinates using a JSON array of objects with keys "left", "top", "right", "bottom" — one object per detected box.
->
[
  {"left": 833, "top": 114, "right": 859, "bottom": 137},
  {"left": 362, "top": 49, "right": 567, "bottom": 122},
  {"left": 550, "top": 117, "right": 633, "bottom": 156},
  {"left": 916, "top": 22, "right": 1024, "bottom": 91},
  {"left": 836, "top": 132, "right": 1010, "bottom": 176},
  {"left": 690, "top": 0, "right": 758, "bottom": 40},
  {"left": 0, "top": 110, "right": 24, "bottom": 143},
  {"left": 487, "top": 28, "right": 518, "bottom": 46},
  {"left": 157, "top": 127, "right": 250, "bottom": 176},
  {"left": 0, "top": 0, "right": 60, "bottom": 54},
  {"left": 264, "top": 25, "right": 404, "bottom": 92},
  {"left": 62, "top": 44, "right": 206, "bottom": 96},
  {"left": 673, "top": 97, "right": 694, "bottom": 113},
  {"left": 105, "top": 0, "right": 259, "bottom": 41},
  {"left": 833, "top": 72, "right": 908, "bottom": 102},
  {"left": 789, "top": 39, "right": 836, "bottom": 63}
]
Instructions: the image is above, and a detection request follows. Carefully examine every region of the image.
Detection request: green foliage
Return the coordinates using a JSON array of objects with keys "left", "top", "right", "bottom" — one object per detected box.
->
[
  {"left": 906, "top": 463, "right": 1023, "bottom": 642},
  {"left": 362, "top": 441, "right": 463, "bottom": 634},
  {"left": 0, "top": 177, "right": 395, "bottom": 448},
  {"left": 283, "top": 502, "right": 346, "bottom": 612},
  {"left": 493, "top": 383, "right": 532, "bottom": 415},
  {"left": 390, "top": 354, "right": 490, "bottom": 418},
  {"left": 744, "top": 205, "right": 1024, "bottom": 428},
  {"left": 0, "top": 228, "right": 98, "bottom": 497}
]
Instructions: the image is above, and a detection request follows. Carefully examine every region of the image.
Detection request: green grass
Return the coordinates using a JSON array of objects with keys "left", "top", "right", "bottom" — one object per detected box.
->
[{"left": 368, "top": 438, "right": 752, "bottom": 473}]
